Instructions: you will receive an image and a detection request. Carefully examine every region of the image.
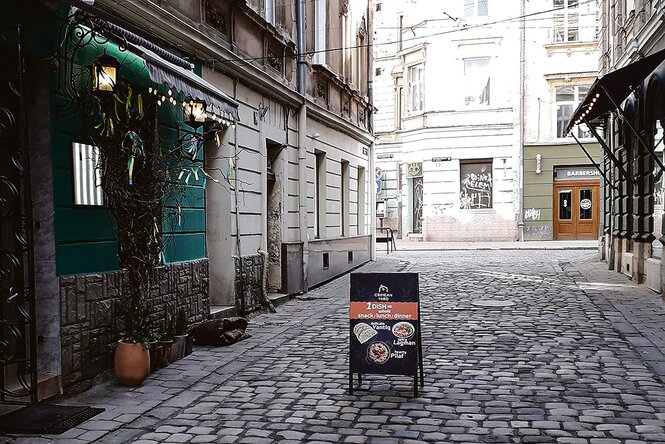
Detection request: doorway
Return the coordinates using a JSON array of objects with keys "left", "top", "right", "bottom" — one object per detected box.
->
[
  {"left": 553, "top": 180, "right": 600, "bottom": 240},
  {"left": 266, "top": 141, "right": 283, "bottom": 292}
]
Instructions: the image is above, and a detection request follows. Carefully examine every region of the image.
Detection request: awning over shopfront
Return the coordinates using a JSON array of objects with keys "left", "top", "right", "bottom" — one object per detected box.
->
[
  {"left": 136, "top": 44, "right": 239, "bottom": 122},
  {"left": 67, "top": 0, "right": 239, "bottom": 122},
  {"left": 566, "top": 47, "right": 665, "bottom": 133}
]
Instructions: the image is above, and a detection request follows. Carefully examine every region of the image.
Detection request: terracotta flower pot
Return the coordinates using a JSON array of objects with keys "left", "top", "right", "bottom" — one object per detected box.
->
[{"left": 114, "top": 341, "right": 150, "bottom": 387}]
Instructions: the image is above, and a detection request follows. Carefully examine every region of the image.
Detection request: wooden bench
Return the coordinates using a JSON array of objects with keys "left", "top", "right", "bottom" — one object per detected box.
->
[{"left": 376, "top": 227, "right": 397, "bottom": 254}]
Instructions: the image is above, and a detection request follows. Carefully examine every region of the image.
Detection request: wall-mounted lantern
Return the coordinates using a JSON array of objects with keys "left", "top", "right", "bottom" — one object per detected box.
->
[
  {"left": 91, "top": 54, "right": 120, "bottom": 94},
  {"left": 183, "top": 99, "right": 207, "bottom": 128}
]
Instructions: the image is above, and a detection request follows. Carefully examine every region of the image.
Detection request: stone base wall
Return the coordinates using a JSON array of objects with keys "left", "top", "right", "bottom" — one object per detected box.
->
[
  {"left": 59, "top": 259, "right": 209, "bottom": 392},
  {"left": 234, "top": 254, "right": 265, "bottom": 314},
  {"left": 423, "top": 213, "right": 517, "bottom": 241}
]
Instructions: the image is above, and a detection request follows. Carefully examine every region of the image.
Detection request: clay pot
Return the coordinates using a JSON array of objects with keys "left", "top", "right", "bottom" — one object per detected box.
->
[
  {"left": 149, "top": 341, "right": 162, "bottom": 373},
  {"left": 159, "top": 340, "right": 173, "bottom": 368},
  {"left": 114, "top": 341, "right": 150, "bottom": 387}
]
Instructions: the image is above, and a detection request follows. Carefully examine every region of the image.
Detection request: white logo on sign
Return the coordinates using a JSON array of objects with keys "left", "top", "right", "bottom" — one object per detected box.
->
[
  {"left": 580, "top": 198, "right": 592, "bottom": 210},
  {"left": 378, "top": 285, "right": 388, "bottom": 293}
]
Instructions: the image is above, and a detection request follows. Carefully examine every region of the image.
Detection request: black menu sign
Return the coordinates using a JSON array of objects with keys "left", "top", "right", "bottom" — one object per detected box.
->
[{"left": 349, "top": 273, "right": 423, "bottom": 396}]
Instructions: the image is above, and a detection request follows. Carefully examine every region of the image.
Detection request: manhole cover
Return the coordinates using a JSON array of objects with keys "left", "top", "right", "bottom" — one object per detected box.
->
[{"left": 471, "top": 300, "right": 515, "bottom": 307}]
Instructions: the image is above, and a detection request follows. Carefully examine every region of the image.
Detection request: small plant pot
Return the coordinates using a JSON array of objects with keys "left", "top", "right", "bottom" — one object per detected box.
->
[
  {"left": 171, "top": 335, "right": 187, "bottom": 362},
  {"left": 159, "top": 340, "right": 173, "bottom": 368},
  {"left": 185, "top": 334, "right": 193, "bottom": 356},
  {"left": 149, "top": 341, "right": 162, "bottom": 373}
]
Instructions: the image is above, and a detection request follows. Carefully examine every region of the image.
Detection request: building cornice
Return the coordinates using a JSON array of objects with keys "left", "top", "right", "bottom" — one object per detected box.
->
[{"left": 96, "top": 0, "right": 373, "bottom": 141}]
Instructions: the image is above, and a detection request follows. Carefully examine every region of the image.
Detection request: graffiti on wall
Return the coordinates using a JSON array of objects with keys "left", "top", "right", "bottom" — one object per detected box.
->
[{"left": 524, "top": 208, "right": 541, "bottom": 221}]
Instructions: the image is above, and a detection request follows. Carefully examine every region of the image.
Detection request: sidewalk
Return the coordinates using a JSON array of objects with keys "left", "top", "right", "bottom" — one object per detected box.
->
[{"left": 392, "top": 239, "right": 599, "bottom": 251}]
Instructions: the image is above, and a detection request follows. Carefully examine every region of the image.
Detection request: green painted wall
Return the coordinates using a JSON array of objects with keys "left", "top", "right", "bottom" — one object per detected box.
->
[
  {"left": 523, "top": 142, "right": 601, "bottom": 240},
  {"left": 41, "top": 11, "right": 207, "bottom": 274},
  {"left": 159, "top": 114, "right": 207, "bottom": 264}
]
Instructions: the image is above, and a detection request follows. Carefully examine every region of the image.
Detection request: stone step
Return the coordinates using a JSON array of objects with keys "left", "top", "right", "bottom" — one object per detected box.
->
[
  {"left": 209, "top": 305, "right": 237, "bottom": 319},
  {"left": 267, "top": 292, "right": 291, "bottom": 308},
  {"left": 2, "top": 371, "right": 61, "bottom": 402}
]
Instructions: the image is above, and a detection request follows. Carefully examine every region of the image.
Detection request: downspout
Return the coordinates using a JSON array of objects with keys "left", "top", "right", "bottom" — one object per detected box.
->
[
  {"left": 297, "top": 0, "right": 309, "bottom": 291},
  {"left": 517, "top": 0, "right": 526, "bottom": 241},
  {"left": 233, "top": 78, "right": 245, "bottom": 314},
  {"left": 367, "top": 0, "right": 376, "bottom": 260}
]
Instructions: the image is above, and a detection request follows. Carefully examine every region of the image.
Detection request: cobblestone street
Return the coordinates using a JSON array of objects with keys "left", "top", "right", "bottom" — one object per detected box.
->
[{"left": 5, "top": 250, "right": 665, "bottom": 444}]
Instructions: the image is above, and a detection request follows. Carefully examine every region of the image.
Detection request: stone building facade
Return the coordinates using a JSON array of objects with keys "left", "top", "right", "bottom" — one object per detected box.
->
[
  {"left": 2, "top": 0, "right": 373, "bottom": 401},
  {"left": 577, "top": 0, "right": 665, "bottom": 292}
]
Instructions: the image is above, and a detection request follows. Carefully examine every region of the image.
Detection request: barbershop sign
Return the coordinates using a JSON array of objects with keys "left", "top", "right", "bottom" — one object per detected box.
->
[{"left": 554, "top": 166, "right": 601, "bottom": 181}]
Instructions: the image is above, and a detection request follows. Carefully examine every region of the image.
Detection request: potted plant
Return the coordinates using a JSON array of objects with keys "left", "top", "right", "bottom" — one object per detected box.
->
[
  {"left": 84, "top": 72, "right": 167, "bottom": 386},
  {"left": 171, "top": 308, "right": 188, "bottom": 362}
]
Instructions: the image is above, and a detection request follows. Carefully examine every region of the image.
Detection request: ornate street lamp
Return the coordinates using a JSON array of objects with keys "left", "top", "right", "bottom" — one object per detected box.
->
[
  {"left": 183, "top": 98, "right": 207, "bottom": 128},
  {"left": 91, "top": 54, "right": 120, "bottom": 94}
]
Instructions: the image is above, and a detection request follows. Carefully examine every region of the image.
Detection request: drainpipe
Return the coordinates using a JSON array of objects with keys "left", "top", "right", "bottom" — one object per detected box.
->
[
  {"left": 517, "top": 0, "right": 526, "bottom": 241},
  {"left": 233, "top": 78, "right": 245, "bottom": 314},
  {"left": 296, "top": 0, "right": 309, "bottom": 291},
  {"left": 367, "top": 0, "right": 377, "bottom": 261}
]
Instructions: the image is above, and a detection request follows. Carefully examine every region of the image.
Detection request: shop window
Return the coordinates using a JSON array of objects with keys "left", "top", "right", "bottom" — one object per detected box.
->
[
  {"left": 408, "top": 64, "right": 424, "bottom": 112},
  {"left": 460, "top": 159, "right": 493, "bottom": 209},
  {"left": 464, "top": 0, "right": 488, "bottom": 17},
  {"left": 463, "top": 57, "right": 490, "bottom": 106},
  {"left": 72, "top": 142, "right": 104, "bottom": 206},
  {"left": 555, "top": 84, "right": 591, "bottom": 138},
  {"left": 553, "top": 0, "right": 579, "bottom": 43}
]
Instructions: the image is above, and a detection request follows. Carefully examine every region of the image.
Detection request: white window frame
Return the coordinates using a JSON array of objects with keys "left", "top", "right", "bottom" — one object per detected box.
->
[
  {"left": 553, "top": 0, "right": 579, "bottom": 43},
  {"left": 408, "top": 64, "right": 424, "bottom": 113},
  {"left": 554, "top": 84, "right": 591, "bottom": 139},
  {"left": 73, "top": 142, "right": 104, "bottom": 206},
  {"left": 313, "top": 0, "right": 327, "bottom": 65},
  {"left": 464, "top": 0, "right": 488, "bottom": 17},
  {"left": 463, "top": 57, "right": 490, "bottom": 107}
]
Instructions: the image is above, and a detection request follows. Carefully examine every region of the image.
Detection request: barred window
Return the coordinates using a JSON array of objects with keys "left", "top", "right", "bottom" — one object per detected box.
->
[{"left": 72, "top": 142, "right": 104, "bottom": 206}]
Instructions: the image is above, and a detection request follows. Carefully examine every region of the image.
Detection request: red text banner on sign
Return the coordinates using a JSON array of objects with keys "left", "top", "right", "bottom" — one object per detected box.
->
[{"left": 350, "top": 302, "right": 419, "bottom": 321}]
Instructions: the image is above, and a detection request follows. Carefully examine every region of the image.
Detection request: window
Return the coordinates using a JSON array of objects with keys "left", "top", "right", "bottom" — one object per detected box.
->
[
  {"left": 341, "top": 160, "right": 350, "bottom": 236},
  {"left": 463, "top": 57, "right": 490, "bottom": 106},
  {"left": 459, "top": 160, "right": 493, "bottom": 209},
  {"left": 464, "top": 0, "right": 488, "bottom": 17},
  {"left": 313, "top": 0, "right": 327, "bottom": 65},
  {"left": 315, "top": 151, "right": 326, "bottom": 238},
  {"left": 408, "top": 64, "right": 424, "bottom": 112},
  {"left": 555, "top": 84, "right": 591, "bottom": 138},
  {"left": 624, "top": 0, "right": 634, "bottom": 20},
  {"left": 553, "top": 0, "right": 579, "bottom": 42},
  {"left": 72, "top": 142, "right": 103, "bottom": 206},
  {"left": 579, "top": 189, "right": 593, "bottom": 220},
  {"left": 357, "top": 166, "right": 366, "bottom": 235},
  {"left": 265, "top": 0, "right": 274, "bottom": 24},
  {"left": 558, "top": 190, "right": 572, "bottom": 220},
  {"left": 396, "top": 86, "right": 403, "bottom": 128}
]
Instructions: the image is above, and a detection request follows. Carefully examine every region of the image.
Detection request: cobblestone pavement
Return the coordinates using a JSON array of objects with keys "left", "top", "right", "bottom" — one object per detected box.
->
[{"left": 4, "top": 250, "right": 665, "bottom": 444}]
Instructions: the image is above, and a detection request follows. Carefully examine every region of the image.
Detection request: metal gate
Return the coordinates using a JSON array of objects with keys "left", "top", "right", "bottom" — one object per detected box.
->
[{"left": 0, "top": 26, "right": 38, "bottom": 406}]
